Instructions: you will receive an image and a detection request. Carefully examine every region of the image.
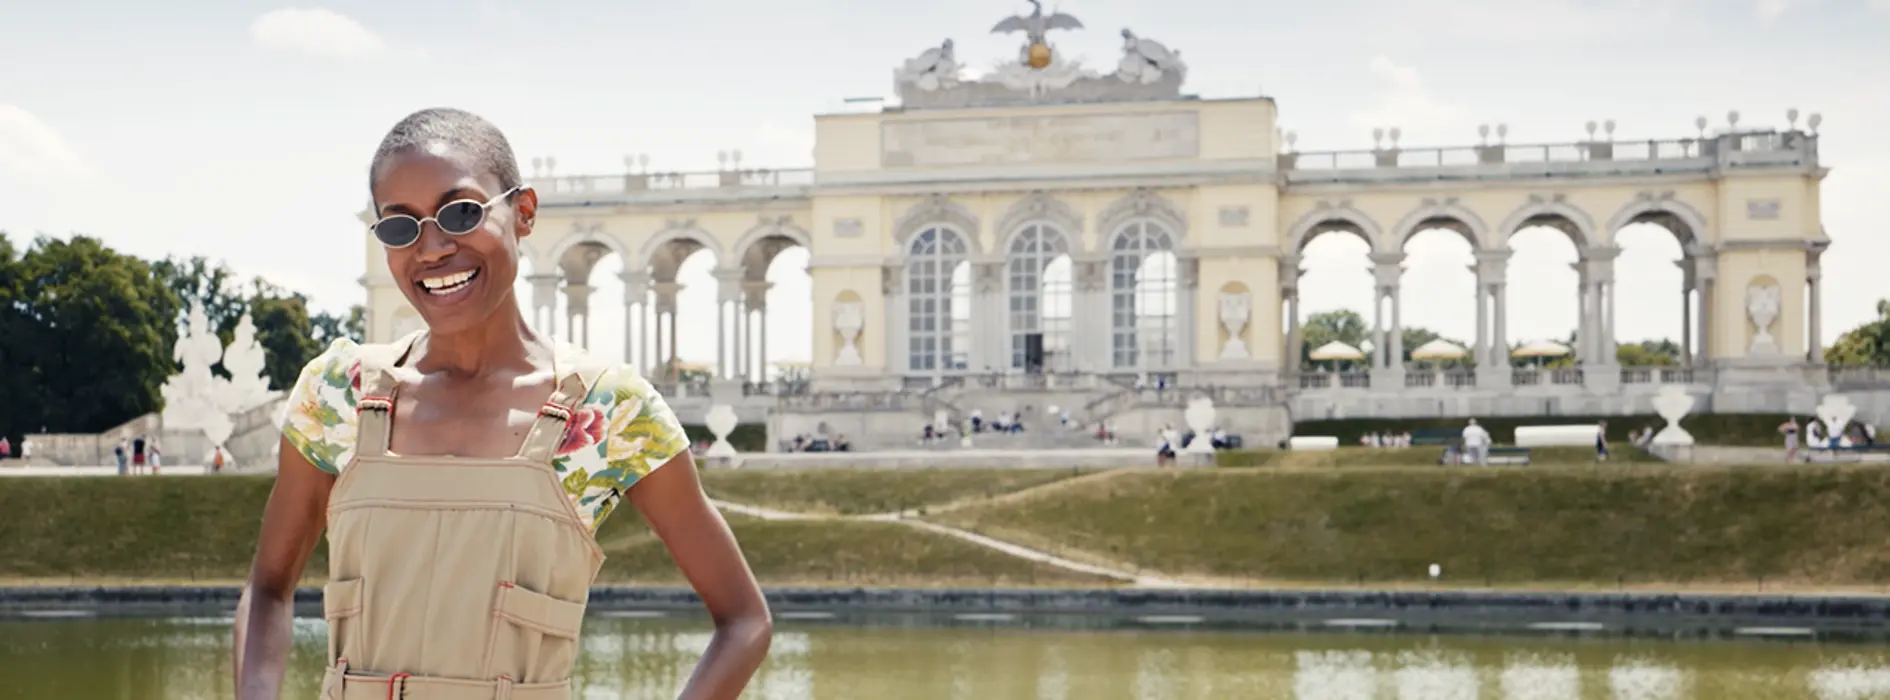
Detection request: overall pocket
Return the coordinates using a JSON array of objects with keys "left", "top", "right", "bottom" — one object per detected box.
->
[
  {"left": 486, "top": 582, "right": 586, "bottom": 684},
  {"left": 322, "top": 578, "right": 364, "bottom": 666}
]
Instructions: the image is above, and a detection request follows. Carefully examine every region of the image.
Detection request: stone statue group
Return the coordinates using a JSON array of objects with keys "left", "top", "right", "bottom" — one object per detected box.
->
[
  {"left": 893, "top": 3, "right": 1188, "bottom": 102},
  {"left": 159, "top": 305, "right": 275, "bottom": 459}
]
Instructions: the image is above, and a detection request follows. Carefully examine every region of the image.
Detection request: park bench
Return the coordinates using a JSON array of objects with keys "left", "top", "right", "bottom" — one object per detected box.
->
[{"left": 1410, "top": 428, "right": 1459, "bottom": 446}]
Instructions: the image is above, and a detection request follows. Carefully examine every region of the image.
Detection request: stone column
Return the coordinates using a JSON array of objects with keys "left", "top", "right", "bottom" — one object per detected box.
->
[
  {"left": 973, "top": 261, "right": 1004, "bottom": 373},
  {"left": 1475, "top": 251, "right": 1511, "bottom": 386},
  {"left": 527, "top": 273, "right": 561, "bottom": 339},
  {"left": 1074, "top": 255, "right": 1109, "bottom": 372},
  {"left": 1176, "top": 256, "right": 1200, "bottom": 370},
  {"left": 1808, "top": 259, "right": 1824, "bottom": 365},
  {"left": 1678, "top": 261, "right": 1694, "bottom": 366},
  {"left": 1280, "top": 255, "right": 1302, "bottom": 378},
  {"left": 1593, "top": 246, "right": 1620, "bottom": 366},
  {"left": 563, "top": 283, "right": 593, "bottom": 348},
  {"left": 1693, "top": 253, "right": 1717, "bottom": 366},
  {"left": 1473, "top": 275, "right": 1489, "bottom": 366},
  {"left": 882, "top": 264, "right": 905, "bottom": 374},
  {"left": 620, "top": 270, "right": 651, "bottom": 368},
  {"left": 1369, "top": 253, "right": 1406, "bottom": 386},
  {"left": 744, "top": 281, "right": 771, "bottom": 380},
  {"left": 653, "top": 281, "right": 682, "bottom": 380}
]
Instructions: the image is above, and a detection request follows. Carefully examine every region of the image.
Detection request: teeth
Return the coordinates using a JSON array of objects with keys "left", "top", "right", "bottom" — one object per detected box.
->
[{"left": 419, "top": 269, "right": 478, "bottom": 295}]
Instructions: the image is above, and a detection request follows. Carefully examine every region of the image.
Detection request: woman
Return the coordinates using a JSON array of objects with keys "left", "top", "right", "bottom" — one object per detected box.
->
[{"left": 233, "top": 108, "right": 771, "bottom": 699}]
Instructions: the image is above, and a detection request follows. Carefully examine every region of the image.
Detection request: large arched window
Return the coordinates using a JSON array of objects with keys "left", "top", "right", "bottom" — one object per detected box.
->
[
  {"left": 1006, "top": 224, "right": 1074, "bottom": 371},
  {"left": 907, "top": 226, "right": 971, "bottom": 372},
  {"left": 1109, "top": 221, "right": 1179, "bottom": 368}
]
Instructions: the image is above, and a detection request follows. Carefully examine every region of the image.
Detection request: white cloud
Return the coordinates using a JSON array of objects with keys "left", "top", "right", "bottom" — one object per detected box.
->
[
  {"left": 1348, "top": 56, "right": 1470, "bottom": 139},
  {"left": 249, "top": 8, "right": 389, "bottom": 60},
  {"left": 0, "top": 105, "right": 90, "bottom": 179}
]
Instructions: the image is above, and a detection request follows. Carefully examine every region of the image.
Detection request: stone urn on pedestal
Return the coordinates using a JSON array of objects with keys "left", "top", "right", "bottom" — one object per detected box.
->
[
  {"left": 702, "top": 404, "right": 740, "bottom": 467},
  {"left": 833, "top": 302, "right": 864, "bottom": 367},
  {"left": 1648, "top": 385, "right": 1697, "bottom": 462},
  {"left": 1217, "top": 292, "right": 1251, "bottom": 361},
  {"left": 1181, "top": 396, "right": 1218, "bottom": 467}
]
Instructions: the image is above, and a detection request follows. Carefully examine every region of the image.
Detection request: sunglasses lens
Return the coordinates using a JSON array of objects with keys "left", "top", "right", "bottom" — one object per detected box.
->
[
  {"left": 436, "top": 200, "right": 486, "bottom": 234},
  {"left": 373, "top": 217, "right": 422, "bottom": 248}
]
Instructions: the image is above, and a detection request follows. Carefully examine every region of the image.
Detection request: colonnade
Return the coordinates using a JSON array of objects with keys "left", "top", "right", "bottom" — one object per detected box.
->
[{"left": 524, "top": 268, "right": 776, "bottom": 384}]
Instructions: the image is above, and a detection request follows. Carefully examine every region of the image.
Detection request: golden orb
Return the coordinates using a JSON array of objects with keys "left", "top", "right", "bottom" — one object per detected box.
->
[{"left": 1027, "top": 43, "right": 1052, "bottom": 69}]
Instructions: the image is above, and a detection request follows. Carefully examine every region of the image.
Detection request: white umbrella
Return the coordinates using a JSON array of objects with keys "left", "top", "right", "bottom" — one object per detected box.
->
[
  {"left": 1512, "top": 340, "right": 1572, "bottom": 358},
  {"left": 1309, "top": 341, "right": 1366, "bottom": 361},
  {"left": 1411, "top": 339, "right": 1467, "bottom": 361}
]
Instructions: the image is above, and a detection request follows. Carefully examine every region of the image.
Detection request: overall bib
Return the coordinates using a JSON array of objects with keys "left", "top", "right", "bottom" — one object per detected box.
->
[{"left": 320, "top": 343, "right": 605, "bottom": 700}]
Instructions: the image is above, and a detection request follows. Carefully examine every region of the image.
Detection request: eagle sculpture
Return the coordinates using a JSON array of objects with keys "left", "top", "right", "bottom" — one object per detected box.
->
[{"left": 991, "top": 0, "right": 1084, "bottom": 55}]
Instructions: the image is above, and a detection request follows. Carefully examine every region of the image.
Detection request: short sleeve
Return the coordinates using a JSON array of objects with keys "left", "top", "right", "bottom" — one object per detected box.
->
[{"left": 279, "top": 339, "right": 364, "bottom": 475}]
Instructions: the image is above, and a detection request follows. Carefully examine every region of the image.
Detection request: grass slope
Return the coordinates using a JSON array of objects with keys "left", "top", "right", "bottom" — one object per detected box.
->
[
  {"left": 698, "top": 467, "right": 1091, "bottom": 515},
  {"left": 932, "top": 465, "right": 1890, "bottom": 587}
]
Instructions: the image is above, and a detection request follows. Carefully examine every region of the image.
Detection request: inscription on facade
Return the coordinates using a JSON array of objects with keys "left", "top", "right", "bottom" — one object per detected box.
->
[
  {"left": 1746, "top": 198, "right": 1781, "bottom": 220},
  {"left": 881, "top": 112, "right": 1200, "bottom": 168},
  {"left": 834, "top": 218, "right": 864, "bottom": 238}
]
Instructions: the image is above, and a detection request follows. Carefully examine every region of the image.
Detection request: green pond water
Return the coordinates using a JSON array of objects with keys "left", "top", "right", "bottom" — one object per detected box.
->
[{"left": 6, "top": 615, "right": 1890, "bottom": 699}]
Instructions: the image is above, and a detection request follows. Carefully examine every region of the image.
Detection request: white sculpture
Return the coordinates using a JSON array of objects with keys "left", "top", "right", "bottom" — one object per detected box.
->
[
  {"left": 1747, "top": 282, "right": 1782, "bottom": 355},
  {"left": 989, "top": 53, "right": 1096, "bottom": 98},
  {"left": 1218, "top": 292, "right": 1251, "bottom": 361},
  {"left": 1815, "top": 394, "right": 1856, "bottom": 447},
  {"left": 1116, "top": 29, "right": 1186, "bottom": 85},
  {"left": 894, "top": 38, "right": 960, "bottom": 92},
  {"left": 1183, "top": 396, "right": 1217, "bottom": 454},
  {"left": 703, "top": 404, "right": 738, "bottom": 459},
  {"left": 833, "top": 302, "right": 864, "bottom": 367},
  {"left": 1651, "top": 385, "right": 1696, "bottom": 446},
  {"left": 160, "top": 306, "right": 236, "bottom": 455},
  {"left": 220, "top": 313, "right": 273, "bottom": 413}
]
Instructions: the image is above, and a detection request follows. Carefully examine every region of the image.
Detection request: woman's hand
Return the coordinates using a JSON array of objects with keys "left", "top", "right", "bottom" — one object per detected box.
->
[
  {"left": 233, "top": 436, "right": 333, "bottom": 700},
  {"left": 629, "top": 452, "right": 772, "bottom": 700}
]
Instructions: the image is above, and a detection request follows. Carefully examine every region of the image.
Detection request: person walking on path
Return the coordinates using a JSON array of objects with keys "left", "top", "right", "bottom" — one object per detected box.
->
[
  {"left": 1595, "top": 420, "right": 1610, "bottom": 462},
  {"left": 0, "top": 436, "right": 10, "bottom": 460},
  {"left": 1780, "top": 417, "right": 1801, "bottom": 463},
  {"left": 233, "top": 108, "right": 770, "bottom": 700},
  {"left": 115, "top": 439, "right": 128, "bottom": 476},
  {"left": 131, "top": 435, "right": 146, "bottom": 475},
  {"left": 148, "top": 440, "right": 161, "bottom": 474}
]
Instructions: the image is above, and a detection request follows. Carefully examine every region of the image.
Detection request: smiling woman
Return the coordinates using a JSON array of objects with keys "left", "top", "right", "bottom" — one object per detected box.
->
[{"left": 232, "top": 108, "right": 772, "bottom": 700}]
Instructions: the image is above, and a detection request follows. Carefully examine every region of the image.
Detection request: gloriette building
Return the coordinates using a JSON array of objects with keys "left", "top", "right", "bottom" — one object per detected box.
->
[{"left": 359, "top": 6, "right": 1838, "bottom": 449}]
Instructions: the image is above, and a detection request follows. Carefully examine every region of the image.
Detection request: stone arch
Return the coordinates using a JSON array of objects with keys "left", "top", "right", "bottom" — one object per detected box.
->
[
  {"left": 995, "top": 192, "right": 1085, "bottom": 255},
  {"left": 1096, "top": 189, "right": 1187, "bottom": 250},
  {"left": 544, "top": 222, "right": 634, "bottom": 280},
  {"left": 732, "top": 214, "right": 813, "bottom": 263},
  {"left": 1286, "top": 204, "right": 1383, "bottom": 254},
  {"left": 640, "top": 220, "right": 723, "bottom": 263},
  {"left": 1499, "top": 196, "right": 1598, "bottom": 248},
  {"left": 893, "top": 194, "right": 983, "bottom": 256},
  {"left": 1394, "top": 199, "right": 1490, "bottom": 251},
  {"left": 1604, "top": 194, "right": 1707, "bottom": 247}
]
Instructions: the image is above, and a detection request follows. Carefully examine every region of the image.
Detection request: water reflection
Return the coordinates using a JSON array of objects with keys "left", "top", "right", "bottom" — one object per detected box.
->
[{"left": 6, "top": 615, "right": 1890, "bottom": 698}]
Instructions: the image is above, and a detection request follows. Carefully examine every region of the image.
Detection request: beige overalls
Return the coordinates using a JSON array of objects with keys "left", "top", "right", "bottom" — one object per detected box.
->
[{"left": 320, "top": 340, "right": 605, "bottom": 700}]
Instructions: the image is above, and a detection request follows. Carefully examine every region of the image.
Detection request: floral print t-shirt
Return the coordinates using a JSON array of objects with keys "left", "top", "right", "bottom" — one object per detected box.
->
[{"left": 281, "top": 338, "right": 690, "bottom": 532}]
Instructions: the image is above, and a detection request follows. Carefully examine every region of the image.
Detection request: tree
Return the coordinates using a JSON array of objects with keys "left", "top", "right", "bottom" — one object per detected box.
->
[
  {"left": 1299, "top": 310, "right": 1369, "bottom": 370},
  {"left": 1828, "top": 299, "right": 1890, "bottom": 366},
  {"left": 312, "top": 305, "right": 367, "bottom": 348},
  {"left": 248, "top": 292, "right": 323, "bottom": 391},
  {"left": 0, "top": 233, "right": 27, "bottom": 447},
  {"left": 154, "top": 257, "right": 327, "bottom": 391},
  {"left": 8, "top": 235, "right": 181, "bottom": 434},
  {"left": 1617, "top": 339, "right": 1682, "bottom": 367}
]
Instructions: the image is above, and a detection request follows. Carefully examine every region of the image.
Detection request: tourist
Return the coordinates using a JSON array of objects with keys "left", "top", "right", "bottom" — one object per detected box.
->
[
  {"left": 1595, "top": 421, "right": 1609, "bottom": 462},
  {"left": 149, "top": 439, "right": 162, "bottom": 474},
  {"left": 213, "top": 446, "right": 226, "bottom": 474},
  {"left": 233, "top": 109, "right": 769, "bottom": 700},
  {"left": 0, "top": 436, "right": 9, "bottom": 460},
  {"left": 131, "top": 435, "right": 147, "bottom": 475},
  {"left": 114, "top": 439, "right": 128, "bottom": 475},
  {"left": 1157, "top": 424, "right": 1179, "bottom": 467},
  {"left": 1780, "top": 417, "right": 1801, "bottom": 463},
  {"left": 970, "top": 408, "right": 984, "bottom": 433},
  {"left": 1807, "top": 419, "right": 1826, "bottom": 453},
  {"left": 1460, "top": 419, "right": 1491, "bottom": 466}
]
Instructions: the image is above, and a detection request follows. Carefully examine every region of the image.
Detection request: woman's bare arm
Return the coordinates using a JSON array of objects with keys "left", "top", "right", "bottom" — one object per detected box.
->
[
  {"left": 233, "top": 436, "right": 333, "bottom": 700},
  {"left": 629, "top": 453, "right": 772, "bottom": 700}
]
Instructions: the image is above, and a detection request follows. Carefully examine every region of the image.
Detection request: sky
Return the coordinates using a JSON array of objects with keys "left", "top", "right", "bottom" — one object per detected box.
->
[{"left": 3, "top": 0, "right": 1887, "bottom": 369}]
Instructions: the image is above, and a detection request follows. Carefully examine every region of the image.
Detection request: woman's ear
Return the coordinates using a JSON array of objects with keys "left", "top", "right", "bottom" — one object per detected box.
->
[{"left": 513, "top": 186, "right": 538, "bottom": 239}]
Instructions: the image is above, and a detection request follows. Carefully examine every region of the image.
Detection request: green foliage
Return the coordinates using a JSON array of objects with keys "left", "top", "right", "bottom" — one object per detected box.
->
[
  {"left": 680, "top": 423, "right": 768, "bottom": 452},
  {"left": 1828, "top": 299, "right": 1890, "bottom": 367},
  {"left": 311, "top": 305, "right": 367, "bottom": 348},
  {"left": 151, "top": 256, "right": 326, "bottom": 391},
  {"left": 1617, "top": 339, "right": 1682, "bottom": 366},
  {"left": 1299, "top": 309, "right": 1467, "bottom": 369},
  {"left": 2, "top": 235, "right": 181, "bottom": 438}
]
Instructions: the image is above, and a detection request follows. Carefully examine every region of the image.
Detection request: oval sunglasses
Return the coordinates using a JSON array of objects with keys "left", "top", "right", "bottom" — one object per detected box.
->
[{"left": 368, "top": 186, "right": 528, "bottom": 249}]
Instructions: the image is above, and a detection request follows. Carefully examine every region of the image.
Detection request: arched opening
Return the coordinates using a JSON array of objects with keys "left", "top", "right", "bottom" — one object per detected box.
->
[
  {"left": 1109, "top": 221, "right": 1178, "bottom": 369},
  {"left": 737, "top": 231, "right": 813, "bottom": 387},
  {"left": 556, "top": 241, "right": 626, "bottom": 365},
  {"left": 1294, "top": 225, "right": 1374, "bottom": 377},
  {"left": 1400, "top": 224, "right": 1478, "bottom": 377},
  {"left": 906, "top": 226, "right": 970, "bottom": 373},
  {"left": 646, "top": 236, "right": 718, "bottom": 388},
  {"left": 1005, "top": 223, "right": 1075, "bottom": 372},
  {"left": 1611, "top": 208, "right": 1700, "bottom": 373},
  {"left": 1505, "top": 219, "right": 1585, "bottom": 379}
]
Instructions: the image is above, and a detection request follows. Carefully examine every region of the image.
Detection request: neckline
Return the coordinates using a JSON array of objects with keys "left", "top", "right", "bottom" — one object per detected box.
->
[{"left": 377, "top": 331, "right": 578, "bottom": 463}]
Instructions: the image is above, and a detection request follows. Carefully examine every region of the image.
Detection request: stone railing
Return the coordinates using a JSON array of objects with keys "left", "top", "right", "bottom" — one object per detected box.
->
[
  {"left": 1831, "top": 366, "right": 1890, "bottom": 390},
  {"left": 530, "top": 168, "right": 815, "bottom": 198},
  {"left": 775, "top": 392, "right": 919, "bottom": 412},
  {"left": 1281, "top": 130, "right": 1816, "bottom": 184}
]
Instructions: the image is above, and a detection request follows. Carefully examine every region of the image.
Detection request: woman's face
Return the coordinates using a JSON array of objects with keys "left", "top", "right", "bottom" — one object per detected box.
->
[{"left": 371, "top": 146, "right": 536, "bottom": 336}]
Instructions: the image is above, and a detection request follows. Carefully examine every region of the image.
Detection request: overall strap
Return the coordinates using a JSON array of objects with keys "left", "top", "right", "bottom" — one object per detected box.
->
[
  {"left": 353, "top": 332, "right": 422, "bottom": 459},
  {"left": 518, "top": 361, "right": 610, "bottom": 464}
]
